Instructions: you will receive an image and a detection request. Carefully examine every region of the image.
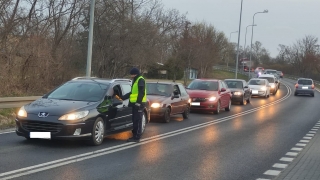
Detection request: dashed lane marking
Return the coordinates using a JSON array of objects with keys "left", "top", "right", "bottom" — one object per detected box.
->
[
  {"left": 263, "top": 170, "right": 281, "bottom": 176},
  {"left": 272, "top": 163, "right": 288, "bottom": 169},
  {"left": 280, "top": 157, "right": 294, "bottom": 162},
  {"left": 291, "top": 147, "right": 303, "bottom": 151},
  {"left": 285, "top": 152, "right": 298, "bottom": 156}
]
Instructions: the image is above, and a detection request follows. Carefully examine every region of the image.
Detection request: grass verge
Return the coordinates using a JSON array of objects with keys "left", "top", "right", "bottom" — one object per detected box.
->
[
  {"left": 212, "top": 70, "right": 248, "bottom": 80},
  {"left": 0, "top": 108, "right": 18, "bottom": 130}
]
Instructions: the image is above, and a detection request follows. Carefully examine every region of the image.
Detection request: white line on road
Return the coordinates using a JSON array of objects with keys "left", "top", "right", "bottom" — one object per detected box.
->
[
  {"left": 296, "top": 143, "right": 307, "bottom": 147},
  {"left": 0, "top": 131, "right": 15, "bottom": 135},
  {"left": 309, "top": 131, "right": 317, "bottom": 133},
  {"left": 291, "top": 147, "right": 303, "bottom": 151},
  {"left": 280, "top": 157, "right": 294, "bottom": 162},
  {"left": 303, "top": 137, "right": 312, "bottom": 140},
  {"left": 306, "top": 134, "right": 315, "bottom": 136},
  {"left": 264, "top": 170, "right": 281, "bottom": 176},
  {"left": 0, "top": 83, "right": 293, "bottom": 179},
  {"left": 285, "top": 152, "right": 298, "bottom": 156},
  {"left": 311, "top": 129, "right": 318, "bottom": 131},
  {"left": 299, "top": 140, "right": 310, "bottom": 143},
  {"left": 272, "top": 163, "right": 288, "bottom": 169}
]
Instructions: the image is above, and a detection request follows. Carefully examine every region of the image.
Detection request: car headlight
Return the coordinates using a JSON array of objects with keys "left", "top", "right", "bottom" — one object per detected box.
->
[
  {"left": 151, "top": 103, "right": 162, "bottom": 108},
  {"left": 271, "top": 84, "right": 275, "bottom": 88},
  {"left": 17, "top": 106, "right": 27, "bottom": 118},
  {"left": 58, "top": 110, "right": 89, "bottom": 121},
  {"left": 188, "top": 98, "right": 191, "bottom": 103},
  {"left": 234, "top": 92, "right": 242, "bottom": 96},
  {"left": 260, "top": 86, "right": 267, "bottom": 91},
  {"left": 208, "top": 97, "right": 216, "bottom": 101}
]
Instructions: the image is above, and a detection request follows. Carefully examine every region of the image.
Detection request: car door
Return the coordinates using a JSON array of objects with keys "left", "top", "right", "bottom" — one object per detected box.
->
[
  {"left": 242, "top": 80, "right": 250, "bottom": 99},
  {"left": 219, "top": 81, "right": 227, "bottom": 107},
  {"left": 120, "top": 83, "right": 133, "bottom": 124},
  {"left": 108, "top": 84, "right": 128, "bottom": 129},
  {"left": 170, "top": 84, "right": 181, "bottom": 114},
  {"left": 172, "top": 84, "right": 185, "bottom": 113},
  {"left": 178, "top": 84, "right": 190, "bottom": 112}
]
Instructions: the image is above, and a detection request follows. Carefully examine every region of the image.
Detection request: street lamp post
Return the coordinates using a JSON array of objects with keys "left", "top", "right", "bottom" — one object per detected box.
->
[
  {"left": 244, "top": 24, "right": 257, "bottom": 57},
  {"left": 86, "top": 0, "right": 96, "bottom": 77},
  {"left": 229, "top": 31, "right": 238, "bottom": 41},
  {"left": 235, "top": 0, "right": 243, "bottom": 79},
  {"left": 248, "top": 10, "right": 268, "bottom": 79}
]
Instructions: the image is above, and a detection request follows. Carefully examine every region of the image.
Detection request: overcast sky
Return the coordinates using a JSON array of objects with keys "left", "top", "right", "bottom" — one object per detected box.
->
[{"left": 160, "top": 0, "right": 320, "bottom": 58}]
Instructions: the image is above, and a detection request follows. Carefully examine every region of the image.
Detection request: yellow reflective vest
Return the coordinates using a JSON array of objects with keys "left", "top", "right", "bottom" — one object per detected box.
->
[{"left": 129, "top": 76, "right": 147, "bottom": 103}]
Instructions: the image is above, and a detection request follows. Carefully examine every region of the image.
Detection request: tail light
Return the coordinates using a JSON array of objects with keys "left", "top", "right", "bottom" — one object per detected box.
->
[
  {"left": 295, "top": 84, "right": 298, "bottom": 88},
  {"left": 312, "top": 84, "right": 315, "bottom": 89}
]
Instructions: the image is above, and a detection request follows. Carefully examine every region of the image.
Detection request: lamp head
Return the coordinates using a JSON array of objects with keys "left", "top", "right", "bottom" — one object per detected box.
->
[{"left": 263, "top": 10, "right": 268, "bottom": 13}]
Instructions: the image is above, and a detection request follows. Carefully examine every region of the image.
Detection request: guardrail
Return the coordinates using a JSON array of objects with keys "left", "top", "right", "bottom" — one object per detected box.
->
[{"left": 0, "top": 96, "right": 41, "bottom": 109}]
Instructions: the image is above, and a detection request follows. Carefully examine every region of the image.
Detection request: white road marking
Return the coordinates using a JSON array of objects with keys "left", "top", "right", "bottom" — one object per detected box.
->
[
  {"left": 0, "top": 83, "right": 293, "bottom": 179},
  {"left": 280, "top": 157, "right": 294, "bottom": 162},
  {"left": 296, "top": 143, "right": 307, "bottom": 147},
  {"left": 291, "top": 147, "right": 303, "bottom": 151},
  {"left": 311, "top": 129, "right": 318, "bottom": 131},
  {"left": 0, "top": 131, "right": 15, "bottom": 135},
  {"left": 263, "top": 170, "right": 281, "bottom": 176},
  {"left": 306, "top": 134, "right": 315, "bottom": 136},
  {"left": 256, "top": 179, "right": 270, "bottom": 180},
  {"left": 300, "top": 140, "right": 310, "bottom": 143},
  {"left": 303, "top": 137, "right": 312, "bottom": 140},
  {"left": 286, "top": 152, "right": 298, "bottom": 156},
  {"left": 272, "top": 163, "right": 288, "bottom": 169},
  {"left": 309, "top": 131, "right": 317, "bottom": 133}
]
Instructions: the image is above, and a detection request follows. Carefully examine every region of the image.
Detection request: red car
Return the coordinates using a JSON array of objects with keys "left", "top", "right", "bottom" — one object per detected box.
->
[{"left": 186, "top": 79, "right": 232, "bottom": 114}]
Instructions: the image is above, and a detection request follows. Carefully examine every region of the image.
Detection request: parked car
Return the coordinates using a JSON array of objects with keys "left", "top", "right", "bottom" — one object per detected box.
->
[
  {"left": 16, "top": 77, "right": 150, "bottom": 146},
  {"left": 146, "top": 82, "right": 190, "bottom": 123},
  {"left": 258, "top": 74, "right": 279, "bottom": 95},
  {"left": 224, "top": 79, "right": 251, "bottom": 105},
  {"left": 276, "top": 71, "right": 283, "bottom": 78},
  {"left": 186, "top": 79, "right": 232, "bottom": 114},
  {"left": 247, "top": 78, "right": 270, "bottom": 98},
  {"left": 294, "top": 78, "right": 315, "bottom": 97}
]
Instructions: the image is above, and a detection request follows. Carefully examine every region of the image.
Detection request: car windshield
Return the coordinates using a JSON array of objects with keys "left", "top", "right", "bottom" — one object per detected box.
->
[
  {"left": 259, "top": 77, "right": 274, "bottom": 83},
  {"left": 47, "top": 82, "right": 109, "bottom": 102},
  {"left": 265, "top": 70, "right": 277, "bottom": 74},
  {"left": 298, "top": 79, "right": 313, "bottom": 85},
  {"left": 248, "top": 79, "right": 266, "bottom": 85},
  {"left": 225, "top": 81, "right": 243, "bottom": 89},
  {"left": 146, "top": 83, "right": 172, "bottom": 96},
  {"left": 187, "top": 80, "right": 219, "bottom": 91}
]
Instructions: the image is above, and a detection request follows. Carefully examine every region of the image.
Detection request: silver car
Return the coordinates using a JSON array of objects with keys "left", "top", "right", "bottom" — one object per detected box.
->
[
  {"left": 248, "top": 78, "right": 271, "bottom": 98},
  {"left": 294, "top": 78, "right": 315, "bottom": 97}
]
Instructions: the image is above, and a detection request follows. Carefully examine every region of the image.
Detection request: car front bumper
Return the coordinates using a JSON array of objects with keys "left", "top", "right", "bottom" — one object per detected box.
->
[{"left": 190, "top": 101, "right": 218, "bottom": 111}]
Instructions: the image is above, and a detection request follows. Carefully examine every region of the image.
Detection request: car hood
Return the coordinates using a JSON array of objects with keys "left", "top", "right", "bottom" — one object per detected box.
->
[
  {"left": 147, "top": 95, "right": 169, "bottom": 103},
  {"left": 24, "top": 98, "right": 98, "bottom": 116},
  {"left": 186, "top": 89, "right": 217, "bottom": 98},
  {"left": 248, "top": 85, "right": 265, "bottom": 90},
  {"left": 229, "top": 88, "right": 243, "bottom": 92}
]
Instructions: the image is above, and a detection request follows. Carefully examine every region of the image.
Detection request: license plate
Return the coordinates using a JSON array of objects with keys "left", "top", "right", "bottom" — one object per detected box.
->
[
  {"left": 302, "top": 86, "right": 308, "bottom": 89},
  {"left": 191, "top": 102, "right": 200, "bottom": 106},
  {"left": 30, "top": 132, "right": 51, "bottom": 139},
  {"left": 252, "top": 90, "right": 258, "bottom": 94}
]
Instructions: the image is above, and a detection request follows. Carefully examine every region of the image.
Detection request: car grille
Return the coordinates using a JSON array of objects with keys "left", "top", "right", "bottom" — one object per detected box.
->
[
  {"left": 21, "top": 121, "right": 63, "bottom": 134},
  {"left": 192, "top": 98, "right": 207, "bottom": 102}
]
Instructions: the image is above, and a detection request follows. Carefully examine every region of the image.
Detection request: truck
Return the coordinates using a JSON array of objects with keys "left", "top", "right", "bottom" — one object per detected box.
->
[{"left": 238, "top": 58, "right": 254, "bottom": 72}]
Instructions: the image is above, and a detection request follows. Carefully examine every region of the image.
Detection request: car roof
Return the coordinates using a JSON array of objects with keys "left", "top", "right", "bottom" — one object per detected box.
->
[
  {"left": 259, "top": 74, "right": 275, "bottom": 78},
  {"left": 297, "top": 78, "right": 313, "bottom": 81},
  {"left": 264, "top": 69, "right": 277, "bottom": 71},
  {"left": 70, "top": 77, "right": 132, "bottom": 85},
  {"left": 193, "top": 79, "right": 219, "bottom": 82},
  {"left": 224, "top": 79, "right": 245, "bottom": 82},
  {"left": 146, "top": 81, "right": 184, "bottom": 86},
  {"left": 249, "top": 78, "right": 267, "bottom": 81}
]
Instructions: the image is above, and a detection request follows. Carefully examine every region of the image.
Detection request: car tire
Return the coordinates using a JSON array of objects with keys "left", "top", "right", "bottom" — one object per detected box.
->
[
  {"left": 182, "top": 105, "right": 190, "bottom": 119},
  {"left": 163, "top": 108, "right": 171, "bottom": 123},
  {"left": 225, "top": 99, "right": 231, "bottom": 111},
  {"left": 311, "top": 93, "right": 314, "bottom": 97},
  {"left": 141, "top": 112, "right": 147, "bottom": 134},
  {"left": 294, "top": 93, "right": 297, "bottom": 96},
  {"left": 88, "top": 117, "right": 105, "bottom": 146},
  {"left": 240, "top": 96, "right": 246, "bottom": 105},
  {"left": 214, "top": 101, "right": 220, "bottom": 114}
]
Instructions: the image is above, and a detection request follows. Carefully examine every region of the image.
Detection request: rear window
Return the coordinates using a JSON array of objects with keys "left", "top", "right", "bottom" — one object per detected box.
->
[
  {"left": 259, "top": 77, "right": 274, "bottom": 83},
  {"left": 225, "top": 81, "right": 243, "bottom": 89},
  {"left": 298, "top": 79, "right": 313, "bottom": 85},
  {"left": 248, "top": 79, "right": 266, "bottom": 85},
  {"left": 187, "top": 80, "right": 219, "bottom": 91},
  {"left": 265, "top": 70, "right": 277, "bottom": 74}
]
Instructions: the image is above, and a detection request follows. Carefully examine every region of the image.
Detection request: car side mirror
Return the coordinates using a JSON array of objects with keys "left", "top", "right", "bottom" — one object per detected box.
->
[
  {"left": 173, "top": 90, "right": 179, "bottom": 95},
  {"left": 112, "top": 98, "right": 123, "bottom": 106},
  {"left": 244, "top": 86, "right": 248, "bottom": 88},
  {"left": 275, "top": 81, "right": 278, "bottom": 83},
  {"left": 221, "top": 88, "right": 226, "bottom": 92},
  {"left": 172, "top": 95, "right": 180, "bottom": 99}
]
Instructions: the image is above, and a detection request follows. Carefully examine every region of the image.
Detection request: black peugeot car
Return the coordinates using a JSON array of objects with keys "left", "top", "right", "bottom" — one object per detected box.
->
[
  {"left": 224, "top": 79, "right": 251, "bottom": 105},
  {"left": 15, "top": 77, "right": 150, "bottom": 146}
]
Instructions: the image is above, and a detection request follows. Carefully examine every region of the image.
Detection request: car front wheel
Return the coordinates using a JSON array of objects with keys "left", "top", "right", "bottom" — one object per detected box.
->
[
  {"left": 182, "top": 105, "right": 190, "bottom": 119},
  {"left": 88, "top": 117, "right": 105, "bottom": 146}
]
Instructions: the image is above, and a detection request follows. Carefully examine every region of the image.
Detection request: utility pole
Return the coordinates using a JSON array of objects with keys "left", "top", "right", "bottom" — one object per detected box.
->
[
  {"left": 235, "top": 0, "right": 243, "bottom": 79},
  {"left": 86, "top": 0, "right": 95, "bottom": 77}
]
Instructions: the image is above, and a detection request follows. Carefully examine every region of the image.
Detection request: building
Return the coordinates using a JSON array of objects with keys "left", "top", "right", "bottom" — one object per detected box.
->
[{"left": 185, "top": 68, "right": 198, "bottom": 79}]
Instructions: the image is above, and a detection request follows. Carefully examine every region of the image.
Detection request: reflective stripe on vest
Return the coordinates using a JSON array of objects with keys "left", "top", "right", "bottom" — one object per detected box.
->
[{"left": 129, "top": 76, "right": 147, "bottom": 103}]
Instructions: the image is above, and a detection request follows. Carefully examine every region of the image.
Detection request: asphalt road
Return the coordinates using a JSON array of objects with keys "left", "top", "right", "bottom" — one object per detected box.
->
[{"left": 1, "top": 79, "right": 319, "bottom": 180}]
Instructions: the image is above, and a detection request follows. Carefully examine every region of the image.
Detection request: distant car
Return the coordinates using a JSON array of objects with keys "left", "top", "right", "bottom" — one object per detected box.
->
[
  {"left": 146, "top": 82, "right": 190, "bottom": 123},
  {"left": 258, "top": 74, "right": 279, "bottom": 95},
  {"left": 255, "top": 67, "right": 264, "bottom": 74},
  {"left": 276, "top": 71, "right": 283, "bottom": 78},
  {"left": 224, "top": 79, "right": 251, "bottom": 105},
  {"left": 15, "top": 78, "right": 150, "bottom": 146},
  {"left": 247, "top": 78, "right": 270, "bottom": 98},
  {"left": 264, "top": 69, "right": 280, "bottom": 79},
  {"left": 294, "top": 78, "right": 315, "bottom": 97},
  {"left": 186, "top": 79, "right": 232, "bottom": 114}
]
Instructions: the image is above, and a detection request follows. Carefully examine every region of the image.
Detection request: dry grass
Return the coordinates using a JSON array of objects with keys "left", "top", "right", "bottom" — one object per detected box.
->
[{"left": 0, "top": 108, "right": 18, "bottom": 130}]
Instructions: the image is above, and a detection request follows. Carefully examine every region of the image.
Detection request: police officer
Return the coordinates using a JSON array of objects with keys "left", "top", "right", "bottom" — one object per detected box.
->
[{"left": 122, "top": 67, "right": 147, "bottom": 143}]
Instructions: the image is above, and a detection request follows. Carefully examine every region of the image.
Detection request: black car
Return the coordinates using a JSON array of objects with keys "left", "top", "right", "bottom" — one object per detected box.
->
[
  {"left": 224, "top": 79, "right": 251, "bottom": 105},
  {"left": 146, "top": 82, "right": 190, "bottom": 123},
  {"left": 16, "top": 77, "right": 150, "bottom": 146}
]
